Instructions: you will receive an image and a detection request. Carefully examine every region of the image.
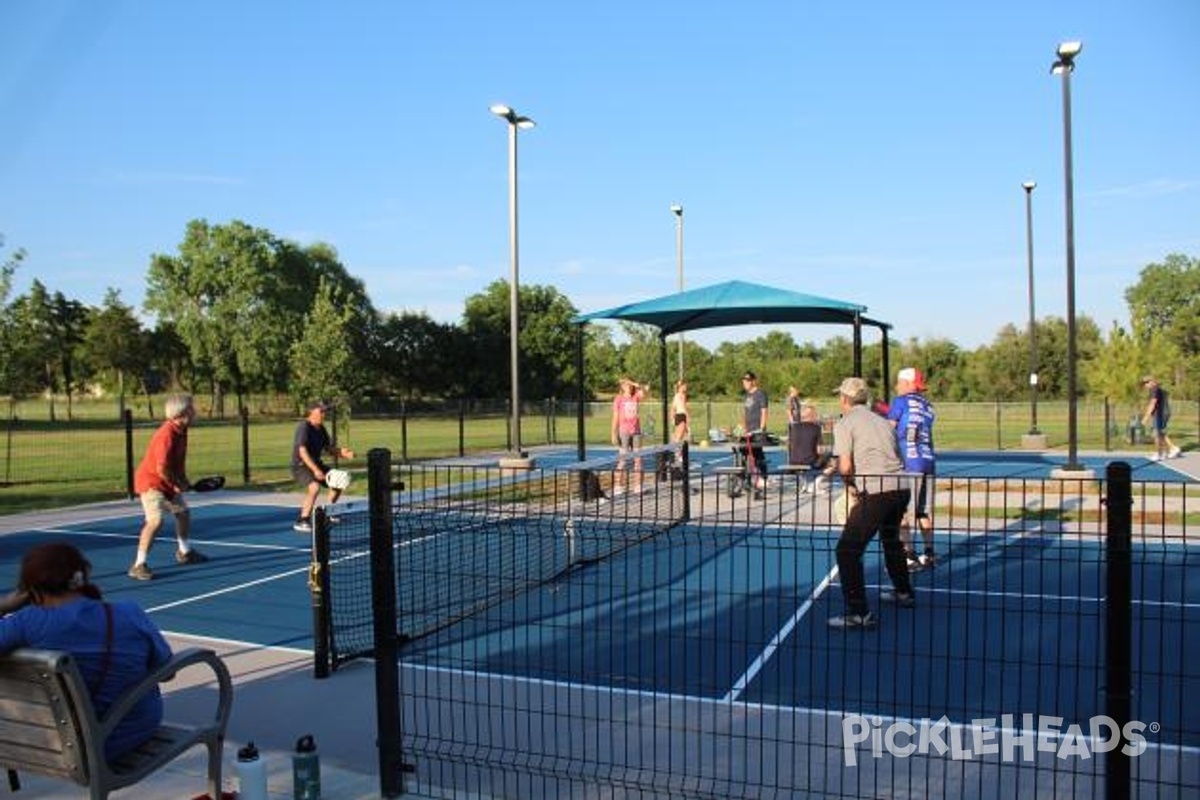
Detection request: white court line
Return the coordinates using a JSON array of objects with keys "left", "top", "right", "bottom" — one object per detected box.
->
[
  {"left": 865, "top": 582, "right": 1200, "bottom": 611},
  {"left": 723, "top": 564, "right": 840, "bottom": 703},
  {"left": 397, "top": 660, "right": 1200, "bottom": 756},
  {"left": 29, "top": 527, "right": 311, "bottom": 554},
  {"left": 145, "top": 565, "right": 314, "bottom": 612}
]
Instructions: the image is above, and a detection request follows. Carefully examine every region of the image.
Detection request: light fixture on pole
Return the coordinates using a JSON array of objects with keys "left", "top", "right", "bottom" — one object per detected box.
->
[
  {"left": 1022, "top": 181, "right": 1041, "bottom": 438},
  {"left": 490, "top": 103, "right": 535, "bottom": 467},
  {"left": 670, "top": 204, "right": 684, "bottom": 380},
  {"left": 1051, "top": 41, "right": 1086, "bottom": 473}
]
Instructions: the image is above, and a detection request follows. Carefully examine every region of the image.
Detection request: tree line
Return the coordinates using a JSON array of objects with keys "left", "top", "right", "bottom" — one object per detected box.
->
[{"left": 1, "top": 225, "right": 1196, "bottom": 419}]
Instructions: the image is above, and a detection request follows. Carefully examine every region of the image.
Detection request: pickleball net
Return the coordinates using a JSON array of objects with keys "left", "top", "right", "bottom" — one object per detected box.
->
[{"left": 312, "top": 442, "right": 690, "bottom": 672}]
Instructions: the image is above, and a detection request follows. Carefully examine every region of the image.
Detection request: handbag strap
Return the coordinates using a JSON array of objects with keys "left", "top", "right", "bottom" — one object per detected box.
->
[{"left": 88, "top": 602, "right": 114, "bottom": 698}]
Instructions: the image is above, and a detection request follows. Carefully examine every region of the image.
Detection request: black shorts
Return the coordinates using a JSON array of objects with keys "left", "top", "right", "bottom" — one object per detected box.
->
[{"left": 674, "top": 413, "right": 688, "bottom": 426}]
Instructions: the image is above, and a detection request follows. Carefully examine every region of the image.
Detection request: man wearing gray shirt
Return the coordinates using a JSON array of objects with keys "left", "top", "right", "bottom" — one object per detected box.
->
[
  {"left": 741, "top": 371, "right": 770, "bottom": 499},
  {"left": 828, "top": 377, "right": 915, "bottom": 630}
]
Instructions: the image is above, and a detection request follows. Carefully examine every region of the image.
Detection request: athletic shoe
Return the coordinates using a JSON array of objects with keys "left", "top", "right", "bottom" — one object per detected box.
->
[
  {"left": 827, "top": 612, "right": 877, "bottom": 630},
  {"left": 1149, "top": 453, "right": 1162, "bottom": 462},
  {"left": 753, "top": 490, "right": 765, "bottom": 500},
  {"left": 1169, "top": 446, "right": 1182, "bottom": 459},
  {"left": 127, "top": 563, "right": 154, "bottom": 581},
  {"left": 293, "top": 518, "right": 313, "bottom": 533},
  {"left": 879, "top": 589, "right": 916, "bottom": 608},
  {"left": 176, "top": 549, "right": 209, "bottom": 565},
  {"left": 813, "top": 476, "right": 830, "bottom": 494},
  {"left": 905, "top": 550, "right": 923, "bottom": 571},
  {"left": 919, "top": 552, "right": 938, "bottom": 569}
]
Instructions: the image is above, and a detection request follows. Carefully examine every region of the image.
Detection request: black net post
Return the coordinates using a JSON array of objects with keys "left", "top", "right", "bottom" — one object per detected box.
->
[
  {"left": 310, "top": 508, "right": 332, "bottom": 679},
  {"left": 123, "top": 408, "right": 135, "bottom": 499},
  {"left": 1105, "top": 461, "right": 1133, "bottom": 800},
  {"left": 368, "top": 447, "right": 405, "bottom": 797}
]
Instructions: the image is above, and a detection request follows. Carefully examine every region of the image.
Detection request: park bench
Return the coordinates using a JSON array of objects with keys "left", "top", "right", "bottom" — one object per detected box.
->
[{"left": 0, "top": 646, "right": 232, "bottom": 799}]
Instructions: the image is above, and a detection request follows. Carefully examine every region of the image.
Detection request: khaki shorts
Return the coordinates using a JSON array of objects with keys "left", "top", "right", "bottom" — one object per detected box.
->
[{"left": 140, "top": 488, "right": 188, "bottom": 526}]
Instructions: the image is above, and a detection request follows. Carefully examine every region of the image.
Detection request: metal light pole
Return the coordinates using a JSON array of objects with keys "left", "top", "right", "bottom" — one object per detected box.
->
[
  {"left": 1023, "top": 181, "right": 1040, "bottom": 435},
  {"left": 670, "top": 204, "right": 684, "bottom": 380},
  {"left": 1052, "top": 41, "right": 1083, "bottom": 471},
  {"left": 490, "top": 104, "right": 535, "bottom": 460}
]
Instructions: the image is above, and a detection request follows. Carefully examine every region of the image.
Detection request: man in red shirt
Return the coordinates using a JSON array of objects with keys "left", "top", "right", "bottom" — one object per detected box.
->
[{"left": 128, "top": 394, "right": 208, "bottom": 580}]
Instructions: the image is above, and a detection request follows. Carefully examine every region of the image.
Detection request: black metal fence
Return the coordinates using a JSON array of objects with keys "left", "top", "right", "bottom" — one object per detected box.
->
[
  {"left": 315, "top": 452, "right": 1196, "bottom": 799},
  {"left": 0, "top": 399, "right": 1196, "bottom": 502}
]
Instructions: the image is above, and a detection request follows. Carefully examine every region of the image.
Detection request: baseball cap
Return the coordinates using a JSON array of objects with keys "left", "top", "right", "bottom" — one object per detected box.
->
[
  {"left": 307, "top": 399, "right": 331, "bottom": 412},
  {"left": 833, "top": 377, "right": 869, "bottom": 404},
  {"left": 742, "top": 371, "right": 757, "bottom": 381},
  {"left": 897, "top": 367, "right": 927, "bottom": 391}
]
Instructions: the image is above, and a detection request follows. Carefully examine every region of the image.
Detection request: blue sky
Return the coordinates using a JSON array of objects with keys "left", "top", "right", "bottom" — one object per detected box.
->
[{"left": 2, "top": 0, "right": 1197, "bottom": 350}]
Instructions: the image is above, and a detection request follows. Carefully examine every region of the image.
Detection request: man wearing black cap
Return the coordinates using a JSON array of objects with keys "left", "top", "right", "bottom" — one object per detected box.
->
[
  {"left": 740, "top": 371, "right": 770, "bottom": 499},
  {"left": 291, "top": 401, "right": 355, "bottom": 533}
]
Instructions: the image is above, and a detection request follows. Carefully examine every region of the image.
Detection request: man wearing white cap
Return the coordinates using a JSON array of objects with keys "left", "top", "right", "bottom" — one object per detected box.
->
[
  {"left": 828, "top": 377, "right": 915, "bottom": 630},
  {"left": 888, "top": 367, "right": 937, "bottom": 569}
]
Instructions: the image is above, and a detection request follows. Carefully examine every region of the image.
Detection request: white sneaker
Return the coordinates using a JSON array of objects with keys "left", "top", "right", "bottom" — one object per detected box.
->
[
  {"left": 1169, "top": 446, "right": 1182, "bottom": 459},
  {"left": 1150, "top": 453, "right": 1162, "bottom": 462}
]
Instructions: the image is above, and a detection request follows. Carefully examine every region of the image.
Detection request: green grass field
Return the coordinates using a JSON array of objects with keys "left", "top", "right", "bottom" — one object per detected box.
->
[{"left": 0, "top": 398, "right": 1194, "bottom": 515}]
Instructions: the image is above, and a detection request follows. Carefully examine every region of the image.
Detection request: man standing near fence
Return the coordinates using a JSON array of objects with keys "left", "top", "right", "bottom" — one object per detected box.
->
[
  {"left": 128, "top": 394, "right": 207, "bottom": 580},
  {"left": 828, "top": 377, "right": 914, "bottom": 630},
  {"left": 1141, "top": 376, "right": 1181, "bottom": 461}
]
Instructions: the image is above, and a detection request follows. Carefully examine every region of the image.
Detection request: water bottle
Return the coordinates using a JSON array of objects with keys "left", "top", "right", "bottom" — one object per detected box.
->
[
  {"left": 235, "top": 741, "right": 268, "bottom": 800},
  {"left": 292, "top": 734, "right": 321, "bottom": 800}
]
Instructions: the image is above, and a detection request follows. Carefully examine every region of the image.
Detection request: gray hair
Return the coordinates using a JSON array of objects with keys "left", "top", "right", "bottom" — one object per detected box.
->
[{"left": 164, "top": 393, "right": 194, "bottom": 420}]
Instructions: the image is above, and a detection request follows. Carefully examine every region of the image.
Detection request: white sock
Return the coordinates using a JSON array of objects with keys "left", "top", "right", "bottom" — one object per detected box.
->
[
  {"left": 134, "top": 550, "right": 148, "bottom": 566},
  {"left": 177, "top": 541, "right": 191, "bottom": 555}
]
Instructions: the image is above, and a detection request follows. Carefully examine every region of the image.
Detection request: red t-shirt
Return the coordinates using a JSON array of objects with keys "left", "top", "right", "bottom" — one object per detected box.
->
[{"left": 134, "top": 419, "right": 188, "bottom": 496}]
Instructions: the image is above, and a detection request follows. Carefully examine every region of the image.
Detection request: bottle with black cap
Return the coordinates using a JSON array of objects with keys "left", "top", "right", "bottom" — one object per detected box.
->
[
  {"left": 236, "top": 741, "right": 267, "bottom": 800},
  {"left": 292, "top": 734, "right": 321, "bottom": 799}
]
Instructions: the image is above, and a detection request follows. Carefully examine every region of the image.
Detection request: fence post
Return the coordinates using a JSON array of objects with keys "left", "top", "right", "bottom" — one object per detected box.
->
[
  {"left": 123, "top": 408, "right": 135, "bottom": 499},
  {"left": 545, "top": 398, "right": 552, "bottom": 445},
  {"left": 400, "top": 401, "right": 408, "bottom": 463},
  {"left": 1104, "top": 396, "right": 1111, "bottom": 452},
  {"left": 240, "top": 406, "right": 251, "bottom": 485},
  {"left": 458, "top": 399, "right": 466, "bottom": 458},
  {"left": 506, "top": 398, "right": 513, "bottom": 451},
  {"left": 994, "top": 399, "right": 1001, "bottom": 450},
  {"left": 367, "top": 448, "right": 405, "bottom": 798},
  {"left": 2, "top": 404, "right": 13, "bottom": 485},
  {"left": 1104, "top": 461, "right": 1133, "bottom": 800}
]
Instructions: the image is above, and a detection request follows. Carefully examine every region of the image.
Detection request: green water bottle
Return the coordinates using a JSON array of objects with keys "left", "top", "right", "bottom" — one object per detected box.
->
[{"left": 292, "top": 734, "right": 321, "bottom": 800}]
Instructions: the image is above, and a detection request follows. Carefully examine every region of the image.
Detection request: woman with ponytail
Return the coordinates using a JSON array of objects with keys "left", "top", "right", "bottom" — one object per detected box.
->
[{"left": 0, "top": 542, "right": 172, "bottom": 760}]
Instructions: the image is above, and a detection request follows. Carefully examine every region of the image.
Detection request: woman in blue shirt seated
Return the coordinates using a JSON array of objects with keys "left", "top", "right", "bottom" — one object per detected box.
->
[{"left": 0, "top": 542, "right": 173, "bottom": 760}]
